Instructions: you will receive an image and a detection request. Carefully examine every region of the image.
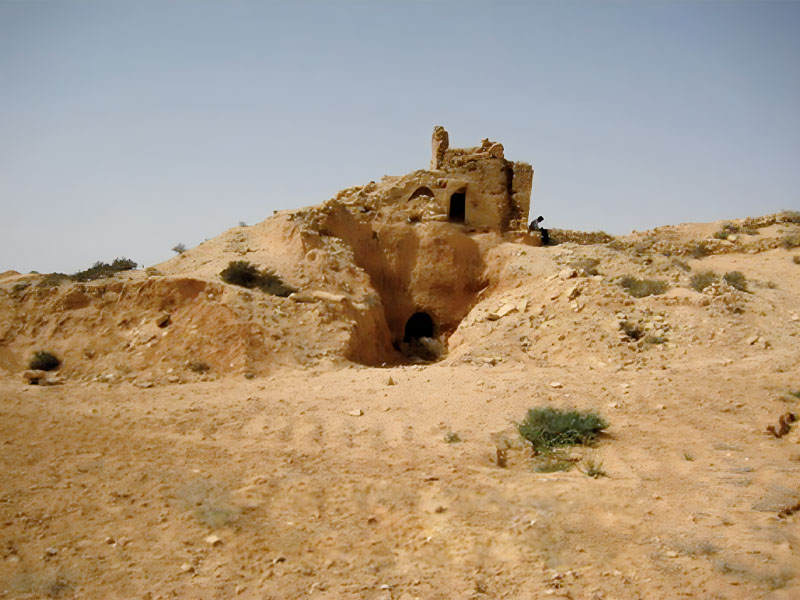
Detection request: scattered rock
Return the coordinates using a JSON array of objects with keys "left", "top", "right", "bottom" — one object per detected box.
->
[
  {"left": 204, "top": 534, "right": 223, "bottom": 546},
  {"left": 386, "top": 376, "right": 395, "bottom": 385},
  {"left": 566, "top": 284, "right": 582, "bottom": 300},
  {"left": 155, "top": 313, "right": 171, "bottom": 328},
  {"left": 496, "top": 303, "right": 518, "bottom": 317},
  {"left": 347, "top": 409, "right": 363, "bottom": 417},
  {"left": 559, "top": 268, "right": 577, "bottom": 280},
  {"left": 549, "top": 381, "right": 564, "bottom": 389},
  {"left": 746, "top": 334, "right": 760, "bottom": 345},
  {"left": 180, "top": 562, "right": 194, "bottom": 573}
]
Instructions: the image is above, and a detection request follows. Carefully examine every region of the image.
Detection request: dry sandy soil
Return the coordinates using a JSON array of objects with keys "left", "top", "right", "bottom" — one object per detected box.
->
[{"left": 1, "top": 211, "right": 799, "bottom": 599}]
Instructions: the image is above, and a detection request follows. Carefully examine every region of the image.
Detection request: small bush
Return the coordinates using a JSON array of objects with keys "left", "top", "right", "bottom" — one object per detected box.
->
[
  {"left": 569, "top": 257, "right": 600, "bottom": 276},
  {"left": 713, "top": 222, "right": 758, "bottom": 240},
  {"left": 780, "top": 233, "right": 800, "bottom": 250},
  {"left": 532, "top": 451, "right": 575, "bottom": 473},
  {"left": 689, "top": 243, "right": 709, "bottom": 259},
  {"left": 219, "top": 261, "right": 296, "bottom": 297},
  {"left": 793, "top": 256, "right": 800, "bottom": 265},
  {"left": 37, "top": 273, "right": 70, "bottom": 288},
  {"left": 620, "top": 276, "right": 668, "bottom": 298},
  {"left": 187, "top": 361, "right": 211, "bottom": 374},
  {"left": 29, "top": 351, "right": 61, "bottom": 371},
  {"left": 690, "top": 270, "right": 717, "bottom": 292},
  {"left": 672, "top": 259, "right": 691, "bottom": 272},
  {"left": 444, "top": 431, "right": 461, "bottom": 443},
  {"left": 172, "top": 243, "right": 187, "bottom": 254},
  {"left": 620, "top": 321, "right": 643, "bottom": 341},
  {"left": 683, "top": 451, "right": 695, "bottom": 461},
  {"left": 781, "top": 210, "right": 800, "bottom": 224},
  {"left": 517, "top": 407, "right": 608, "bottom": 453},
  {"left": 580, "top": 458, "right": 607, "bottom": 478},
  {"left": 71, "top": 257, "right": 137, "bottom": 282},
  {"left": 723, "top": 271, "right": 748, "bottom": 292}
]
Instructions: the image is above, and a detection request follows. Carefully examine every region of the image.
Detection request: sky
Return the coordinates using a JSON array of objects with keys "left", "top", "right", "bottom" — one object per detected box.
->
[{"left": 1, "top": 0, "right": 799, "bottom": 274}]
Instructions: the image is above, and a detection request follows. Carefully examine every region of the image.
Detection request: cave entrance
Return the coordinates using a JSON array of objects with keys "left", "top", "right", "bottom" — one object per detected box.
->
[
  {"left": 448, "top": 192, "right": 466, "bottom": 223},
  {"left": 403, "top": 311, "right": 435, "bottom": 342}
]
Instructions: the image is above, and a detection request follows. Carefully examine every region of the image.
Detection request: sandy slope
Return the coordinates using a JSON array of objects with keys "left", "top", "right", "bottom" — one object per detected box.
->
[{"left": 1, "top": 214, "right": 799, "bottom": 599}]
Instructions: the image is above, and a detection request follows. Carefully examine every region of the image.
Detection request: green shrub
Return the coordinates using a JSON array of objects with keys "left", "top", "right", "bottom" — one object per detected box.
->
[
  {"left": 689, "top": 243, "right": 709, "bottom": 259},
  {"left": 620, "top": 276, "right": 668, "bottom": 298},
  {"left": 517, "top": 407, "right": 608, "bottom": 453},
  {"left": 690, "top": 270, "right": 717, "bottom": 292},
  {"left": 781, "top": 210, "right": 800, "bottom": 224},
  {"left": 780, "top": 233, "right": 800, "bottom": 250},
  {"left": 620, "top": 321, "right": 643, "bottom": 341},
  {"left": 723, "top": 271, "right": 748, "bottom": 292},
  {"left": 187, "top": 361, "right": 211, "bottom": 374},
  {"left": 672, "top": 259, "right": 691, "bottom": 272},
  {"left": 219, "top": 261, "right": 296, "bottom": 297},
  {"left": 172, "top": 243, "right": 186, "bottom": 254},
  {"left": 444, "top": 431, "right": 461, "bottom": 443},
  {"left": 37, "top": 273, "right": 70, "bottom": 288},
  {"left": 71, "top": 257, "right": 137, "bottom": 281},
  {"left": 713, "top": 222, "right": 758, "bottom": 239},
  {"left": 29, "top": 351, "right": 61, "bottom": 371},
  {"left": 580, "top": 458, "right": 607, "bottom": 478},
  {"left": 532, "top": 452, "right": 575, "bottom": 473}
]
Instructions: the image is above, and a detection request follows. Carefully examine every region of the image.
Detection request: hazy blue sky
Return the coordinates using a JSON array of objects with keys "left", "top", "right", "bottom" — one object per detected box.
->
[{"left": 1, "top": 0, "right": 798, "bottom": 273}]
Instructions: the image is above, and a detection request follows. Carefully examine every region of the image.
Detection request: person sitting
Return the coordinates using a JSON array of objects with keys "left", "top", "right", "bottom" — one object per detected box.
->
[{"left": 529, "top": 216, "right": 550, "bottom": 245}]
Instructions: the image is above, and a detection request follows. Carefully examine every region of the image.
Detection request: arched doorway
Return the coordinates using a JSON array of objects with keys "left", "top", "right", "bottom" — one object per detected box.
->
[
  {"left": 448, "top": 191, "right": 466, "bottom": 222},
  {"left": 403, "top": 311, "right": 435, "bottom": 342},
  {"left": 408, "top": 186, "right": 435, "bottom": 200}
]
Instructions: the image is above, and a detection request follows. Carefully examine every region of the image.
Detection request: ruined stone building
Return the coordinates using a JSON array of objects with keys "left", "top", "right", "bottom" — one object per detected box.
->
[{"left": 364, "top": 126, "right": 534, "bottom": 232}]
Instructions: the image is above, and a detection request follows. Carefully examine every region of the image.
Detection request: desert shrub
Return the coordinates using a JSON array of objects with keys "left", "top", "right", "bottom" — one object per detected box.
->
[
  {"left": 689, "top": 242, "right": 709, "bottom": 259},
  {"left": 187, "top": 361, "right": 211, "bottom": 374},
  {"left": 517, "top": 407, "right": 608, "bottom": 453},
  {"left": 620, "top": 321, "right": 643, "bottom": 341},
  {"left": 29, "top": 351, "right": 61, "bottom": 371},
  {"left": 780, "top": 232, "right": 800, "bottom": 249},
  {"left": 713, "top": 222, "right": 758, "bottom": 239},
  {"left": 238, "top": 221, "right": 248, "bottom": 227},
  {"left": 37, "top": 273, "right": 70, "bottom": 288},
  {"left": 781, "top": 210, "right": 800, "bottom": 224},
  {"left": 172, "top": 243, "right": 186, "bottom": 254},
  {"left": 71, "top": 257, "right": 137, "bottom": 281},
  {"left": 569, "top": 257, "right": 600, "bottom": 276},
  {"left": 672, "top": 259, "right": 691, "bottom": 272},
  {"left": 620, "top": 276, "right": 668, "bottom": 298},
  {"left": 580, "top": 458, "right": 607, "bottom": 478},
  {"left": 690, "top": 270, "right": 717, "bottom": 292},
  {"left": 219, "top": 261, "right": 296, "bottom": 297},
  {"left": 444, "top": 431, "right": 461, "bottom": 443},
  {"left": 532, "top": 452, "right": 575, "bottom": 473},
  {"left": 723, "top": 271, "right": 748, "bottom": 292},
  {"left": 793, "top": 256, "right": 800, "bottom": 265}
]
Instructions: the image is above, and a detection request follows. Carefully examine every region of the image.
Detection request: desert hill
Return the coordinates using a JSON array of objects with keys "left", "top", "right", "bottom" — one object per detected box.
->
[
  {"left": 1, "top": 131, "right": 799, "bottom": 598},
  {"left": 0, "top": 207, "right": 798, "bottom": 386}
]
